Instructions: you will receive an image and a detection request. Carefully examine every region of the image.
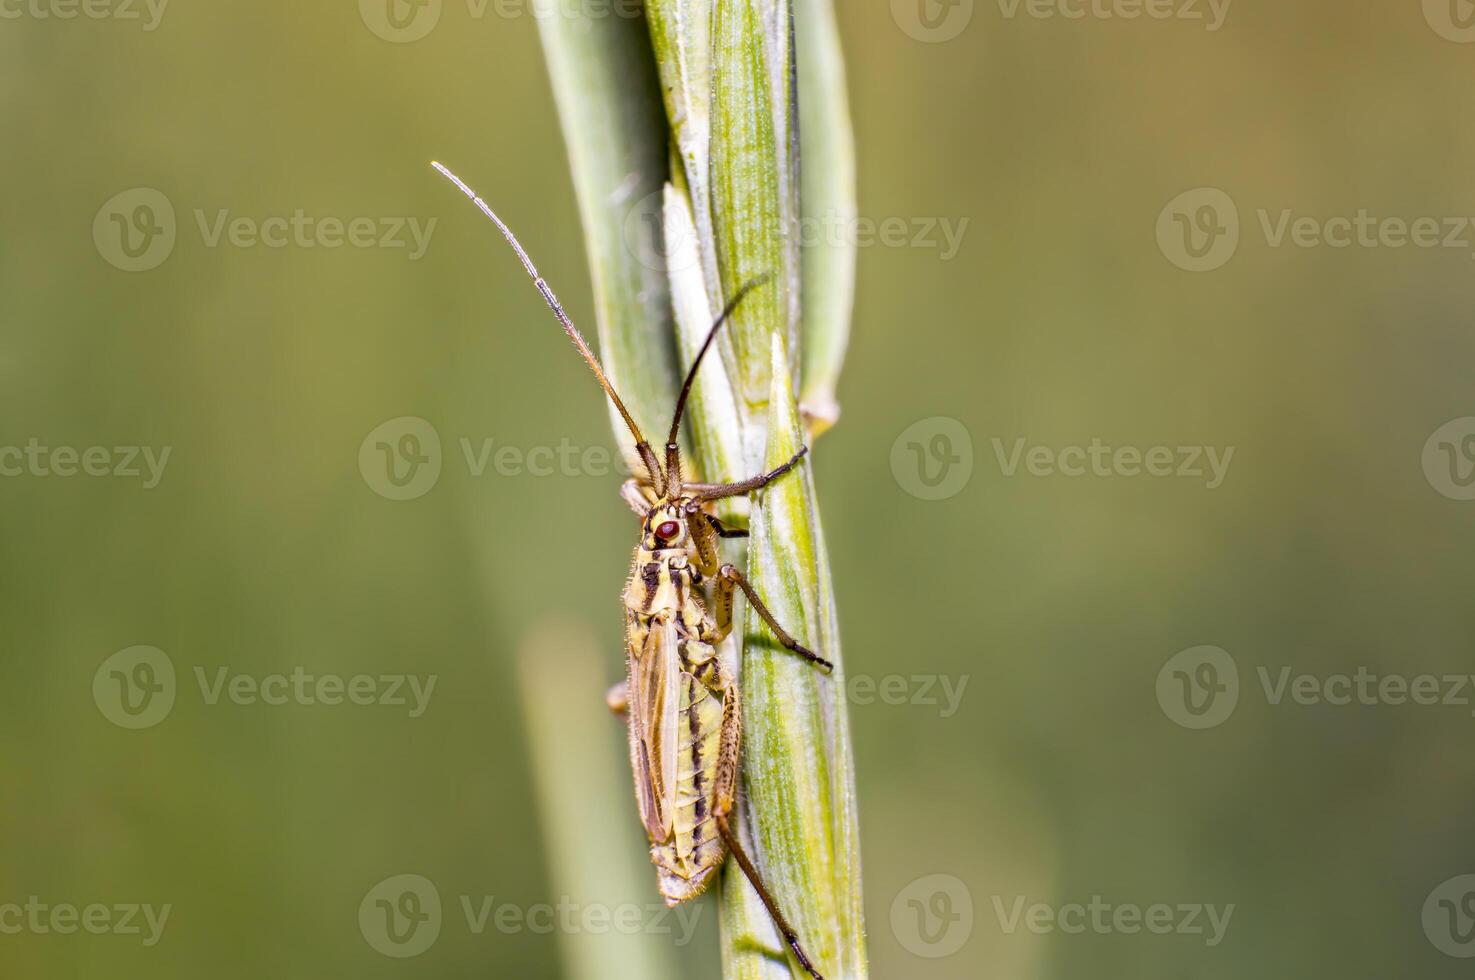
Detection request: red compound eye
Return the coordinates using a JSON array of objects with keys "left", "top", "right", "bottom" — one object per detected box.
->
[{"left": 655, "top": 520, "right": 681, "bottom": 540}]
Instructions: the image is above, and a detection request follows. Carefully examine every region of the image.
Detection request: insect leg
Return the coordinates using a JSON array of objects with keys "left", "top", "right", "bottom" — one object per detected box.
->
[
  {"left": 712, "top": 684, "right": 826, "bottom": 980},
  {"left": 687, "top": 448, "right": 808, "bottom": 502},
  {"left": 683, "top": 500, "right": 750, "bottom": 540},
  {"left": 685, "top": 505, "right": 725, "bottom": 579},
  {"left": 605, "top": 680, "right": 628, "bottom": 716},
  {"left": 705, "top": 566, "right": 834, "bottom": 673},
  {"left": 706, "top": 514, "right": 749, "bottom": 538},
  {"left": 621, "top": 479, "right": 654, "bottom": 518}
]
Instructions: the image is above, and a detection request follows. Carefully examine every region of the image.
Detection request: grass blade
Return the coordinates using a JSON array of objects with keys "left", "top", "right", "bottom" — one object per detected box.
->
[
  {"left": 711, "top": 0, "right": 795, "bottom": 427},
  {"left": 720, "top": 335, "right": 866, "bottom": 980},
  {"left": 793, "top": 0, "right": 856, "bottom": 433}
]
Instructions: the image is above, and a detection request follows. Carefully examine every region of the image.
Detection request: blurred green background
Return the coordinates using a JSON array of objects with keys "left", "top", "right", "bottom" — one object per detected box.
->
[{"left": 4, "top": 1, "right": 1475, "bottom": 977}]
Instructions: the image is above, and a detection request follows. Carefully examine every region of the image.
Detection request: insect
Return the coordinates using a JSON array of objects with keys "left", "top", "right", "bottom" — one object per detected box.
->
[{"left": 434, "top": 162, "right": 833, "bottom": 979}]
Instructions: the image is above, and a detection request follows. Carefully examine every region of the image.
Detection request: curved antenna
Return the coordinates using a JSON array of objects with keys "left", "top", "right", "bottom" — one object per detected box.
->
[
  {"left": 432, "top": 161, "right": 664, "bottom": 493},
  {"left": 663, "top": 274, "right": 773, "bottom": 486}
]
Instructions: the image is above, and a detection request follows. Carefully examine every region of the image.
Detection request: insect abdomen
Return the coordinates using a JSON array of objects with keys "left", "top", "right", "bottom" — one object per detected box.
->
[{"left": 651, "top": 641, "right": 725, "bottom": 906}]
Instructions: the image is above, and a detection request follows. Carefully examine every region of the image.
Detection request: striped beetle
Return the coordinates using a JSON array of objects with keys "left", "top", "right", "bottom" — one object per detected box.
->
[{"left": 435, "top": 163, "right": 833, "bottom": 979}]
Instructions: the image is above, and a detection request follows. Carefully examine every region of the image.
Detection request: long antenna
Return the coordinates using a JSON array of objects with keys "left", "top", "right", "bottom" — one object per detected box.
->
[
  {"left": 663, "top": 274, "right": 772, "bottom": 485},
  {"left": 432, "top": 161, "right": 664, "bottom": 493}
]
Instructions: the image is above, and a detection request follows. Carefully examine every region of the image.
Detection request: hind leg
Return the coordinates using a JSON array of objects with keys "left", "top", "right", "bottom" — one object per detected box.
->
[{"left": 711, "top": 684, "right": 826, "bottom": 980}]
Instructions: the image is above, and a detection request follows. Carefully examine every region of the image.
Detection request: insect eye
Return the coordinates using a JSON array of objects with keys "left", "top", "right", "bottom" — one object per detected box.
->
[{"left": 655, "top": 520, "right": 681, "bottom": 540}]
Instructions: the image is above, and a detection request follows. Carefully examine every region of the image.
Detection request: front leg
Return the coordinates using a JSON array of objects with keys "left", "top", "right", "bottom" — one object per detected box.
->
[
  {"left": 621, "top": 479, "right": 654, "bottom": 518},
  {"left": 703, "top": 565, "right": 834, "bottom": 673},
  {"left": 686, "top": 502, "right": 724, "bottom": 578},
  {"left": 686, "top": 447, "right": 808, "bottom": 502},
  {"left": 705, "top": 513, "right": 749, "bottom": 538}
]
